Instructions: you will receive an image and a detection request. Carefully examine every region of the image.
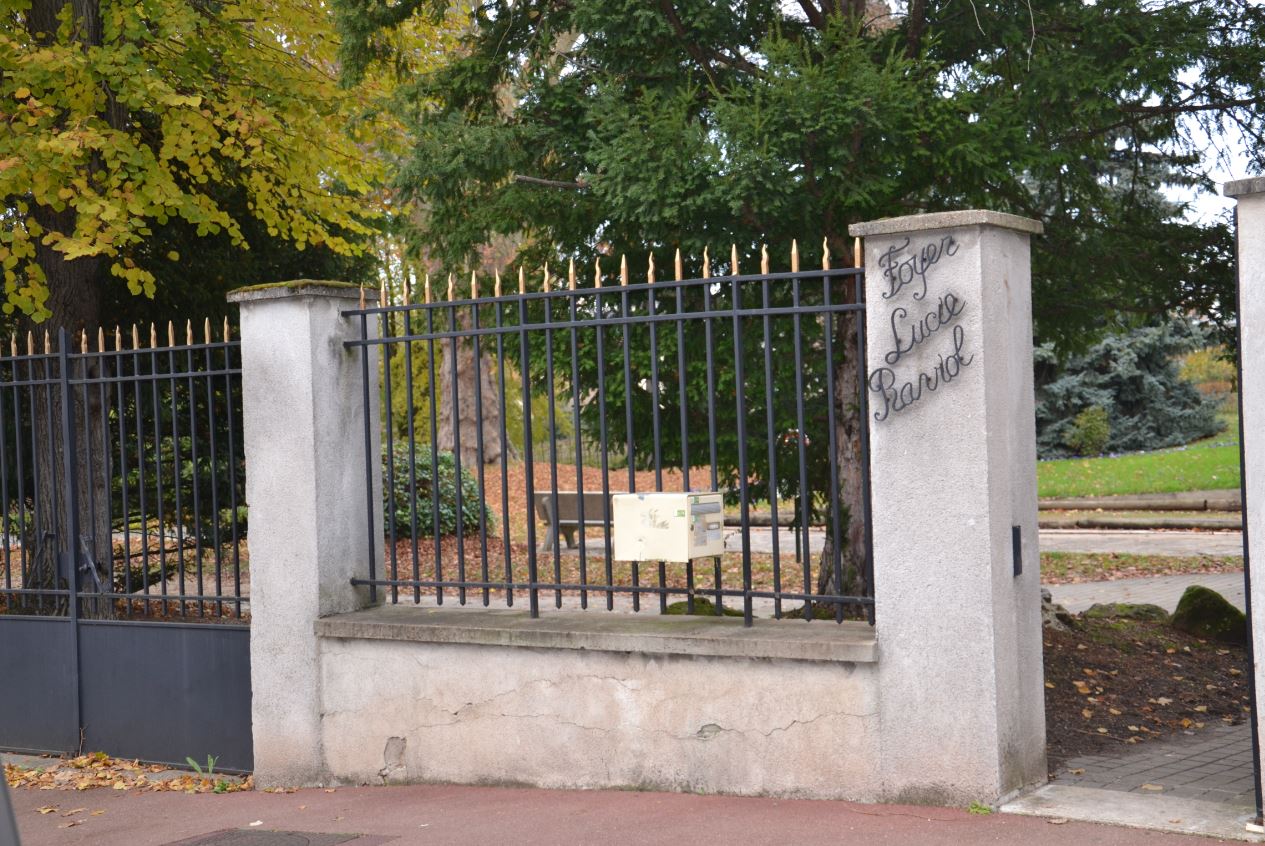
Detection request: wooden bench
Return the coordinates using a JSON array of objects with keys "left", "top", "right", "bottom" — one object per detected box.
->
[{"left": 533, "top": 491, "right": 616, "bottom": 552}]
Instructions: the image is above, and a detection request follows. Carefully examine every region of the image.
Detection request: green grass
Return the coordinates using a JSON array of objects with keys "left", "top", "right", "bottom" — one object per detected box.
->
[{"left": 1037, "top": 444, "right": 1240, "bottom": 499}]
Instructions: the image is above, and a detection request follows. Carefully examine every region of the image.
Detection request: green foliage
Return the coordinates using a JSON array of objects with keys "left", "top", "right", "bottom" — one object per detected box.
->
[
  {"left": 0, "top": 0, "right": 395, "bottom": 321},
  {"left": 383, "top": 445, "right": 491, "bottom": 538},
  {"left": 1063, "top": 406, "right": 1112, "bottom": 457},
  {"left": 1179, "top": 345, "right": 1237, "bottom": 391},
  {"left": 333, "top": 0, "right": 1262, "bottom": 352},
  {"left": 1035, "top": 320, "right": 1223, "bottom": 459}
]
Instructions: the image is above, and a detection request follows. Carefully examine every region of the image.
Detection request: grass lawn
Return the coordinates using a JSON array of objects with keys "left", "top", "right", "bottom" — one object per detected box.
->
[{"left": 1037, "top": 443, "right": 1241, "bottom": 498}]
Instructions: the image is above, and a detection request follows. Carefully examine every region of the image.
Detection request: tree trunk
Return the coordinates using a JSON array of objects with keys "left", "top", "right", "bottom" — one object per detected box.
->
[
  {"left": 816, "top": 269, "right": 868, "bottom": 616},
  {"left": 437, "top": 321, "right": 508, "bottom": 467},
  {"left": 19, "top": 0, "right": 115, "bottom": 618}
]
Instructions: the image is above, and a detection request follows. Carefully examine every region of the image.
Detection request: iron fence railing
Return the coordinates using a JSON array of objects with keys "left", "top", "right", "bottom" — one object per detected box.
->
[
  {"left": 346, "top": 255, "right": 873, "bottom": 626},
  {"left": 0, "top": 324, "right": 247, "bottom": 622}
]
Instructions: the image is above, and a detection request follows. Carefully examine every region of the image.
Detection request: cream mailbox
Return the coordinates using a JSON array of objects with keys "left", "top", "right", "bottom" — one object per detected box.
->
[{"left": 612, "top": 492, "right": 725, "bottom": 562}]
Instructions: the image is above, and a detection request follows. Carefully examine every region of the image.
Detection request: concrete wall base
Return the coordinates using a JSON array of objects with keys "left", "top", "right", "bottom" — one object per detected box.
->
[{"left": 313, "top": 609, "right": 883, "bottom": 801}]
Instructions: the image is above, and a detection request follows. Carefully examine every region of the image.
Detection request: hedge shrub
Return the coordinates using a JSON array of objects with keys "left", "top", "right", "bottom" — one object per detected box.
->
[{"left": 383, "top": 445, "right": 492, "bottom": 538}]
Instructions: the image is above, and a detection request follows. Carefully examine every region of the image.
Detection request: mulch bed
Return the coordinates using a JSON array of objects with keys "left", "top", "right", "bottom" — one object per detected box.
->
[{"left": 1044, "top": 616, "right": 1250, "bottom": 769}]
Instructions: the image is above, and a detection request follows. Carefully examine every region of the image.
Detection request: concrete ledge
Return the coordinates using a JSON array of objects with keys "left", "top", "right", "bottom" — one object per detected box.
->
[
  {"left": 316, "top": 604, "right": 877, "bottom": 663},
  {"left": 1225, "top": 177, "right": 1265, "bottom": 198},
  {"left": 227, "top": 279, "right": 371, "bottom": 303},
  {"left": 848, "top": 210, "right": 1043, "bottom": 237}
]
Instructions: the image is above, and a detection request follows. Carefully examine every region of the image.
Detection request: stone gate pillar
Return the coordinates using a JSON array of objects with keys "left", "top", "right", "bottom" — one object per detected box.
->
[
  {"left": 1226, "top": 176, "right": 1265, "bottom": 826},
  {"left": 228, "top": 281, "right": 382, "bottom": 787},
  {"left": 849, "top": 211, "right": 1046, "bottom": 803}
]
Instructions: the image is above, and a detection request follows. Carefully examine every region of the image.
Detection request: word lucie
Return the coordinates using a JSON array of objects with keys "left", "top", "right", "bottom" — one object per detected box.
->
[{"left": 884, "top": 293, "right": 966, "bottom": 366}]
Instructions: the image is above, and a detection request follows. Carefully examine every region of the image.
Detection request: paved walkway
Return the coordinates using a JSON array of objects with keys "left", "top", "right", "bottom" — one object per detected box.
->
[
  {"left": 1046, "top": 571, "right": 1246, "bottom": 614},
  {"left": 7, "top": 781, "right": 1246, "bottom": 846},
  {"left": 1040, "top": 528, "right": 1245, "bottom": 557}
]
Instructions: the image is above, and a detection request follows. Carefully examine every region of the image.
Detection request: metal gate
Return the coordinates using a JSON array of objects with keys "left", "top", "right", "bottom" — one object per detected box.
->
[{"left": 0, "top": 325, "right": 251, "bottom": 771}]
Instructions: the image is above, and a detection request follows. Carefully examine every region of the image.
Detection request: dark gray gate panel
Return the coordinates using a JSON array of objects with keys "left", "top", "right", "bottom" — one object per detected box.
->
[
  {"left": 0, "top": 617, "right": 78, "bottom": 755},
  {"left": 78, "top": 621, "right": 252, "bottom": 772}
]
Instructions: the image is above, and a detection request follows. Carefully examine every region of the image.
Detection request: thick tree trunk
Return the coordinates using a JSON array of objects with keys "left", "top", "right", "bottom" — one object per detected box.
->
[
  {"left": 19, "top": 0, "right": 114, "bottom": 618},
  {"left": 437, "top": 323, "right": 508, "bottom": 467},
  {"left": 816, "top": 273, "right": 868, "bottom": 615}
]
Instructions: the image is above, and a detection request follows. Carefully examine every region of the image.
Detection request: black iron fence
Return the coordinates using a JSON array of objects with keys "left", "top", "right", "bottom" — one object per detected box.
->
[
  {"left": 0, "top": 324, "right": 247, "bottom": 622},
  {"left": 346, "top": 249, "right": 874, "bottom": 625}
]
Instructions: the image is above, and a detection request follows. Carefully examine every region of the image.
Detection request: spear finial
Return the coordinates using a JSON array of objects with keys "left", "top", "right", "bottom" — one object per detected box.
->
[
  {"left": 542, "top": 264, "right": 551, "bottom": 293},
  {"left": 447, "top": 274, "right": 455, "bottom": 301},
  {"left": 674, "top": 248, "right": 683, "bottom": 281},
  {"left": 594, "top": 256, "right": 603, "bottom": 288},
  {"left": 791, "top": 239, "right": 800, "bottom": 273},
  {"left": 822, "top": 237, "right": 831, "bottom": 271},
  {"left": 854, "top": 236, "right": 863, "bottom": 269},
  {"left": 471, "top": 270, "right": 479, "bottom": 300},
  {"left": 518, "top": 266, "right": 526, "bottom": 295},
  {"left": 760, "top": 243, "right": 769, "bottom": 275},
  {"left": 702, "top": 246, "right": 711, "bottom": 279},
  {"left": 568, "top": 258, "right": 576, "bottom": 290},
  {"left": 186, "top": 319, "right": 193, "bottom": 346},
  {"left": 647, "top": 253, "right": 656, "bottom": 284},
  {"left": 494, "top": 269, "right": 502, "bottom": 298},
  {"left": 204, "top": 317, "right": 212, "bottom": 345},
  {"left": 620, "top": 255, "right": 628, "bottom": 286},
  {"left": 223, "top": 317, "right": 230, "bottom": 342},
  {"left": 424, "top": 273, "right": 432, "bottom": 304},
  {"left": 730, "top": 244, "right": 739, "bottom": 276}
]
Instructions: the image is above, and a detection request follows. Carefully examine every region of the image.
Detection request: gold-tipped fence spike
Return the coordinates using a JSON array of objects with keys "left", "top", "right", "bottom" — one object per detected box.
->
[
  {"left": 647, "top": 253, "right": 656, "bottom": 284},
  {"left": 115, "top": 326, "right": 122, "bottom": 352},
  {"left": 791, "top": 239, "right": 800, "bottom": 273},
  {"left": 447, "top": 274, "right": 455, "bottom": 302},
  {"left": 424, "top": 274, "right": 432, "bottom": 304},
  {"left": 518, "top": 266, "right": 526, "bottom": 295},
  {"left": 619, "top": 255, "right": 628, "bottom": 286},
  {"left": 223, "top": 317, "right": 230, "bottom": 343},
  {"left": 674, "top": 248, "right": 683, "bottom": 281},
  {"left": 43, "top": 330, "right": 50, "bottom": 355},
  {"left": 730, "top": 245, "right": 739, "bottom": 276},
  {"left": 494, "top": 269, "right": 502, "bottom": 298},
  {"left": 167, "top": 321, "right": 175, "bottom": 348},
  {"left": 358, "top": 286, "right": 365, "bottom": 310},
  {"left": 568, "top": 258, "right": 577, "bottom": 290},
  {"left": 822, "top": 236, "right": 831, "bottom": 271},
  {"left": 9, "top": 334, "right": 15, "bottom": 357},
  {"left": 26, "top": 331, "right": 33, "bottom": 356},
  {"left": 470, "top": 270, "right": 479, "bottom": 300},
  {"left": 150, "top": 323, "right": 157, "bottom": 348},
  {"left": 542, "top": 264, "right": 551, "bottom": 293},
  {"left": 854, "top": 236, "right": 863, "bottom": 268},
  {"left": 97, "top": 327, "right": 104, "bottom": 353},
  {"left": 186, "top": 319, "right": 193, "bottom": 346},
  {"left": 702, "top": 246, "right": 711, "bottom": 279},
  {"left": 403, "top": 276, "right": 411, "bottom": 307},
  {"left": 204, "top": 317, "right": 212, "bottom": 345},
  {"left": 594, "top": 256, "right": 603, "bottom": 288},
  {"left": 761, "top": 243, "right": 769, "bottom": 275},
  {"left": 81, "top": 331, "right": 88, "bottom": 354},
  {"left": 132, "top": 325, "right": 140, "bottom": 349}
]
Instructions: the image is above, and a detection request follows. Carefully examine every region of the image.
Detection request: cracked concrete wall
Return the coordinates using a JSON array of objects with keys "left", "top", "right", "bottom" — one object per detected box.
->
[{"left": 318, "top": 638, "right": 881, "bottom": 800}]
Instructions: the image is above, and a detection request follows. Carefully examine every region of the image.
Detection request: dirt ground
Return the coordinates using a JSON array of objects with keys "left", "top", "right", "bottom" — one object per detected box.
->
[{"left": 1043, "top": 615, "right": 1250, "bottom": 768}]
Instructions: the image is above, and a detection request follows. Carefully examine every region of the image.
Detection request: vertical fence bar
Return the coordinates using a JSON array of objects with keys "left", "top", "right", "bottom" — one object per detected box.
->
[
  {"left": 674, "top": 254, "right": 694, "bottom": 612},
  {"left": 594, "top": 264, "right": 615, "bottom": 609},
  {"left": 402, "top": 299, "right": 421, "bottom": 604},
  {"left": 446, "top": 284, "right": 468, "bottom": 605},
  {"left": 567, "top": 264, "right": 588, "bottom": 608},
  {"left": 702, "top": 254, "right": 723, "bottom": 613},
  {"left": 791, "top": 273, "right": 813, "bottom": 617},
  {"left": 853, "top": 259, "right": 875, "bottom": 622},
  {"left": 167, "top": 333, "right": 188, "bottom": 610},
  {"left": 760, "top": 251, "right": 782, "bottom": 619},
  {"left": 469, "top": 279, "right": 492, "bottom": 607},
  {"left": 425, "top": 288, "right": 443, "bottom": 605},
  {"left": 620, "top": 261, "right": 639, "bottom": 610},
  {"left": 57, "top": 330, "right": 84, "bottom": 745},
  {"left": 540, "top": 274, "right": 562, "bottom": 607},
  {"left": 223, "top": 328, "right": 243, "bottom": 618},
  {"left": 381, "top": 308, "right": 399, "bottom": 604},
  {"left": 357, "top": 312, "right": 379, "bottom": 605},
  {"left": 202, "top": 330, "right": 224, "bottom": 616},
  {"left": 518, "top": 277, "right": 540, "bottom": 616},
  {"left": 493, "top": 282, "right": 514, "bottom": 607},
  {"left": 821, "top": 253, "right": 844, "bottom": 621},
  {"left": 731, "top": 259, "right": 754, "bottom": 626}
]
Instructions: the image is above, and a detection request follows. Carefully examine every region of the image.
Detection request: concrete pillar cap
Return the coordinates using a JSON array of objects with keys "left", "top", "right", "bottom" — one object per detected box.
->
[
  {"left": 227, "top": 280, "right": 371, "bottom": 304},
  {"left": 1224, "top": 177, "right": 1265, "bottom": 198},
  {"left": 848, "top": 210, "right": 1043, "bottom": 237}
]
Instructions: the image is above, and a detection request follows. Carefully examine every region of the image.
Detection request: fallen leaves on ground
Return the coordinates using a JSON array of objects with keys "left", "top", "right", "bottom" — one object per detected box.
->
[
  {"left": 4, "top": 752, "right": 252, "bottom": 794},
  {"left": 1040, "top": 552, "right": 1243, "bottom": 586}
]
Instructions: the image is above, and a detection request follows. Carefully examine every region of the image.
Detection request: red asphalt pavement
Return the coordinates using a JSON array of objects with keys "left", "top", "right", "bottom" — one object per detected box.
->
[{"left": 8, "top": 783, "right": 1244, "bottom": 846}]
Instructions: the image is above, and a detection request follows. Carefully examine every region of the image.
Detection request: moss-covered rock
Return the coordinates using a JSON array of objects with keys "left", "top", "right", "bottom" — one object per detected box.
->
[
  {"left": 1170, "top": 585, "right": 1246, "bottom": 644},
  {"left": 1083, "top": 602, "right": 1169, "bottom": 622}
]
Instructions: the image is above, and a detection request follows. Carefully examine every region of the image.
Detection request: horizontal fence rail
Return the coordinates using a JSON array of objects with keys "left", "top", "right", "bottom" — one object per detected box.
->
[
  {"left": 346, "top": 249, "right": 874, "bottom": 626},
  {"left": 0, "top": 323, "right": 248, "bottom": 623}
]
